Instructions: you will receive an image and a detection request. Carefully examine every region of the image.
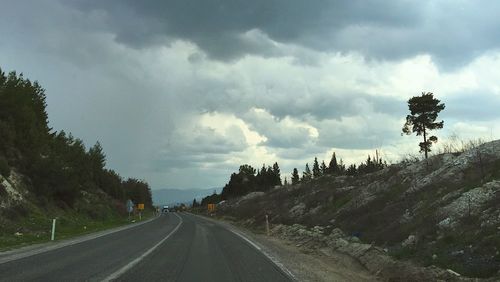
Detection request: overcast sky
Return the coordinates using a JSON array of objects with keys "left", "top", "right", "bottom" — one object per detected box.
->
[{"left": 1, "top": 1, "right": 500, "bottom": 190}]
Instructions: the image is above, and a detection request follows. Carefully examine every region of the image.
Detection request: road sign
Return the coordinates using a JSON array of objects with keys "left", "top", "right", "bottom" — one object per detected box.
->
[
  {"left": 207, "top": 203, "right": 216, "bottom": 212},
  {"left": 126, "top": 200, "right": 134, "bottom": 213},
  {"left": 137, "top": 203, "right": 145, "bottom": 210}
]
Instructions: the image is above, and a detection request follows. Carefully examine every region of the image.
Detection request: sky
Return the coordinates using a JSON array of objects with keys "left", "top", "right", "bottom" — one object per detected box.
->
[{"left": 1, "top": 0, "right": 500, "bottom": 190}]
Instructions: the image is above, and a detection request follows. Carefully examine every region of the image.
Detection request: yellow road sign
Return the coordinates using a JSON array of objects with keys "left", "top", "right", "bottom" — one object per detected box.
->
[
  {"left": 137, "top": 203, "right": 145, "bottom": 210},
  {"left": 207, "top": 204, "right": 216, "bottom": 212}
]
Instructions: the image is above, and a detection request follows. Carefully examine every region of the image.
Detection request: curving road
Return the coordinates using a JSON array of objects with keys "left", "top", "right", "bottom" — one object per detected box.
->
[{"left": 0, "top": 213, "right": 291, "bottom": 282}]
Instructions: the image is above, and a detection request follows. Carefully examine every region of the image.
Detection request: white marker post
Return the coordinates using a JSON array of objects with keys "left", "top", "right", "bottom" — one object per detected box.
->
[
  {"left": 265, "top": 214, "right": 270, "bottom": 236},
  {"left": 51, "top": 218, "right": 56, "bottom": 241}
]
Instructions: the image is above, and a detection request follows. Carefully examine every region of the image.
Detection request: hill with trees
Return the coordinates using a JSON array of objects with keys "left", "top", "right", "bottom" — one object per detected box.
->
[
  {"left": 0, "top": 68, "right": 152, "bottom": 248},
  {"left": 195, "top": 92, "right": 500, "bottom": 280},
  {"left": 202, "top": 140, "right": 500, "bottom": 280}
]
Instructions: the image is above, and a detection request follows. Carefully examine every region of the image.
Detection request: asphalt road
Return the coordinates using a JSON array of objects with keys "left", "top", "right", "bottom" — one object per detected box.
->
[{"left": 0, "top": 213, "right": 291, "bottom": 282}]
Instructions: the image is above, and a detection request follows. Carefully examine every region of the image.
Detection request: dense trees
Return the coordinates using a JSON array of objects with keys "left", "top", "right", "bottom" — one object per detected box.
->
[
  {"left": 402, "top": 92, "right": 445, "bottom": 159},
  {"left": 122, "top": 178, "right": 152, "bottom": 208},
  {"left": 202, "top": 150, "right": 390, "bottom": 206},
  {"left": 289, "top": 151, "right": 387, "bottom": 184},
  {"left": 0, "top": 68, "right": 152, "bottom": 208},
  {"left": 220, "top": 163, "right": 283, "bottom": 200}
]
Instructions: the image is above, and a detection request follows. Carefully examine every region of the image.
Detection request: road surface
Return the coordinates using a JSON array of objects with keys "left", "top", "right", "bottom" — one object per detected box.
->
[{"left": 0, "top": 213, "right": 291, "bottom": 282}]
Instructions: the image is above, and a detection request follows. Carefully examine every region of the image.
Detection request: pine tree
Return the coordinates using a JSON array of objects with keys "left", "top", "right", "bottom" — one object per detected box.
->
[
  {"left": 302, "top": 163, "right": 312, "bottom": 181},
  {"left": 346, "top": 164, "right": 357, "bottom": 176},
  {"left": 320, "top": 161, "right": 327, "bottom": 176},
  {"left": 339, "top": 158, "right": 346, "bottom": 174},
  {"left": 328, "top": 152, "right": 338, "bottom": 175},
  {"left": 402, "top": 92, "right": 445, "bottom": 159},
  {"left": 291, "top": 168, "right": 300, "bottom": 185},
  {"left": 312, "top": 157, "right": 321, "bottom": 178},
  {"left": 272, "top": 162, "right": 282, "bottom": 186},
  {"left": 89, "top": 141, "right": 106, "bottom": 170}
]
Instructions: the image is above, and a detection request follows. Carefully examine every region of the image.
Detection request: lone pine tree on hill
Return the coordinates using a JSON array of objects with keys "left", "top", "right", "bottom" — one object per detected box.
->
[{"left": 402, "top": 92, "right": 445, "bottom": 159}]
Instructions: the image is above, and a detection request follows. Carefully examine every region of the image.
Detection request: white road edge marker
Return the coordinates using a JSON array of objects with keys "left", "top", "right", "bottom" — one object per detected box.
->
[{"left": 102, "top": 213, "right": 183, "bottom": 282}]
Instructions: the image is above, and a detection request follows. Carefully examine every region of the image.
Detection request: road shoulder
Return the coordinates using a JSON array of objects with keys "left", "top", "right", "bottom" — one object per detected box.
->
[{"left": 189, "top": 213, "right": 376, "bottom": 282}]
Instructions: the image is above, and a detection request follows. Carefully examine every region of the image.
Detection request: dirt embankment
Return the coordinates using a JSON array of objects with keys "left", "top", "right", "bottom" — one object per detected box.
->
[{"left": 216, "top": 140, "right": 500, "bottom": 280}]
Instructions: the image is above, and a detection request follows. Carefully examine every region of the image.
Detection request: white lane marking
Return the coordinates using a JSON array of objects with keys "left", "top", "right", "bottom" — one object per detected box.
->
[
  {"left": 0, "top": 217, "right": 158, "bottom": 265},
  {"left": 229, "top": 229, "right": 262, "bottom": 251},
  {"left": 229, "top": 229, "right": 297, "bottom": 281},
  {"left": 102, "top": 213, "right": 183, "bottom": 282}
]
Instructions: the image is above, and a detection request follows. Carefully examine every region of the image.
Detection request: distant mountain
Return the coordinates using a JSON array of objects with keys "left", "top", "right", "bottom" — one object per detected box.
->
[{"left": 152, "top": 188, "right": 222, "bottom": 206}]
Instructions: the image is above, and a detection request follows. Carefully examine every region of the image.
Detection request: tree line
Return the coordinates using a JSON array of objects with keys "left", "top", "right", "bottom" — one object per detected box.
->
[
  {"left": 200, "top": 162, "right": 282, "bottom": 206},
  {"left": 0, "top": 68, "right": 152, "bottom": 209},
  {"left": 199, "top": 152, "right": 387, "bottom": 206},
  {"left": 289, "top": 151, "right": 387, "bottom": 185}
]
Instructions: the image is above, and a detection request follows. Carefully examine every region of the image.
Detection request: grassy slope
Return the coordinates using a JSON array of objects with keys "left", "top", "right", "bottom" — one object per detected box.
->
[{"left": 0, "top": 186, "right": 154, "bottom": 251}]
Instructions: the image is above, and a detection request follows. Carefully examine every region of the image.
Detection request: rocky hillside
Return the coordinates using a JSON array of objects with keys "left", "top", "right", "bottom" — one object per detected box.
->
[
  {"left": 217, "top": 140, "right": 500, "bottom": 279},
  {"left": 0, "top": 169, "right": 133, "bottom": 250}
]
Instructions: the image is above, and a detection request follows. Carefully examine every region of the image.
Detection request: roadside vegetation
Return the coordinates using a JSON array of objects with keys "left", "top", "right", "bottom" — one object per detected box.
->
[{"left": 0, "top": 68, "right": 154, "bottom": 250}]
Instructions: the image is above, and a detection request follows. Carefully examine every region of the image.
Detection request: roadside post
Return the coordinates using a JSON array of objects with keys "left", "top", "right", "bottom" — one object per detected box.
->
[
  {"left": 265, "top": 214, "right": 270, "bottom": 236},
  {"left": 51, "top": 218, "right": 56, "bottom": 241},
  {"left": 138, "top": 203, "right": 145, "bottom": 220}
]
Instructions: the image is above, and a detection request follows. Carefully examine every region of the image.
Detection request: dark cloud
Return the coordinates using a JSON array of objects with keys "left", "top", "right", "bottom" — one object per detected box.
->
[
  {"left": 443, "top": 91, "right": 500, "bottom": 122},
  {"left": 67, "top": 0, "right": 500, "bottom": 67},
  {"left": 2, "top": 0, "right": 500, "bottom": 190},
  {"left": 152, "top": 124, "right": 248, "bottom": 170}
]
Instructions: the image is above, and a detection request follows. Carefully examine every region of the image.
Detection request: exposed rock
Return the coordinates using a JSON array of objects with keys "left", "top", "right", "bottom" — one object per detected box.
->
[
  {"left": 220, "top": 139, "right": 500, "bottom": 279},
  {"left": 441, "top": 180, "right": 500, "bottom": 221},
  {"left": 438, "top": 217, "right": 454, "bottom": 229},
  {"left": 238, "top": 191, "right": 265, "bottom": 202},
  {"left": 271, "top": 223, "right": 466, "bottom": 281},
  {"left": 288, "top": 203, "right": 306, "bottom": 217},
  {"left": 402, "top": 234, "right": 417, "bottom": 247}
]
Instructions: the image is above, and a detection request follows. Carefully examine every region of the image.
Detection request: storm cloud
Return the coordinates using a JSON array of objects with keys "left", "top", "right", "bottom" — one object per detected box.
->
[
  {"left": 68, "top": 0, "right": 500, "bottom": 67},
  {"left": 1, "top": 0, "right": 499, "bottom": 189}
]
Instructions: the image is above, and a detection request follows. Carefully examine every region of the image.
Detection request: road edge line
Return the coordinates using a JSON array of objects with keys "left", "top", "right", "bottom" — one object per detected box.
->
[
  {"left": 102, "top": 213, "right": 183, "bottom": 282},
  {"left": 0, "top": 216, "right": 158, "bottom": 265},
  {"left": 229, "top": 228, "right": 297, "bottom": 281},
  {"left": 187, "top": 213, "right": 297, "bottom": 281}
]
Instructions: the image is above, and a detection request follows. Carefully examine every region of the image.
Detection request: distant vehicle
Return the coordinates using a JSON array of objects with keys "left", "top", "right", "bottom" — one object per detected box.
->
[{"left": 162, "top": 205, "right": 169, "bottom": 213}]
